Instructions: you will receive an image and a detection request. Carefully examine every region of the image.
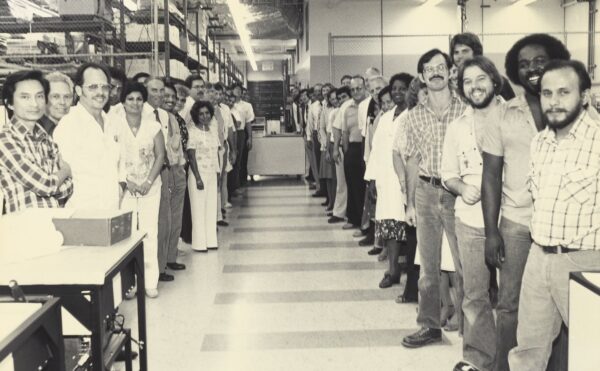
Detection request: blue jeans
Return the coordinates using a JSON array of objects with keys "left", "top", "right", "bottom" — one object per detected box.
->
[
  {"left": 495, "top": 217, "right": 531, "bottom": 371},
  {"left": 456, "top": 219, "right": 496, "bottom": 371},
  {"left": 508, "top": 244, "right": 600, "bottom": 371},
  {"left": 415, "top": 180, "right": 463, "bottom": 330}
]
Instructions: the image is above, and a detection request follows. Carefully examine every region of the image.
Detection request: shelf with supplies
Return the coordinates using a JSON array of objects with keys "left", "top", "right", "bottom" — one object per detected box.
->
[{"left": 125, "top": 41, "right": 206, "bottom": 71}]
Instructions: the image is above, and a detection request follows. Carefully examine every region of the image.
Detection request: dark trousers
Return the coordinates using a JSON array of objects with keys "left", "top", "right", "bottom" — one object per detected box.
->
[
  {"left": 402, "top": 226, "right": 419, "bottom": 301},
  {"left": 230, "top": 130, "right": 245, "bottom": 190},
  {"left": 343, "top": 142, "right": 365, "bottom": 227},
  {"left": 180, "top": 165, "right": 192, "bottom": 244},
  {"left": 240, "top": 130, "right": 249, "bottom": 186}
]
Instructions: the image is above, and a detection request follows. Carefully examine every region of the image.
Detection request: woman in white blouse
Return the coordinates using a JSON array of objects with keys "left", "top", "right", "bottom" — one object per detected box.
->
[
  {"left": 187, "top": 101, "right": 221, "bottom": 252},
  {"left": 118, "top": 82, "right": 166, "bottom": 298}
]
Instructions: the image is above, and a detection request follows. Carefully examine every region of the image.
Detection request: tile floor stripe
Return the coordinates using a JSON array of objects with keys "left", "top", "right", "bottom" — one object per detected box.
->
[
  {"left": 223, "top": 261, "right": 382, "bottom": 273},
  {"left": 236, "top": 213, "right": 325, "bottom": 219},
  {"left": 228, "top": 241, "right": 358, "bottom": 250},
  {"left": 214, "top": 289, "right": 396, "bottom": 304},
  {"left": 200, "top": 329, "right": 420, "bottom": 351},
  {"left": 233, "top": 225, "right": 338, "bottom": 233},
  {"left": 238, "top": 202, "right": 322, "bottom": 208}
]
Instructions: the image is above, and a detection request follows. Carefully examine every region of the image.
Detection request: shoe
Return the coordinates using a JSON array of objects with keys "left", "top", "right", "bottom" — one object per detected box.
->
[
  {"left": 193, "top": 248, "right": 208, "bottom": 253},
  {"left": 177, "top": 248, "right": 188, "bottom": 257},
  {"left": 326, "top": 212, "right": 333, "bottom": 217},
  {"left": 115, "top": 349, "right": 138, "bottom": 362},
  {"left": 367, "top": 247, "right": 383, "bottom": 255},
  {"left": 395, "top": 294, "right": 418, "bottom": 304},
  {"left": 125, "top": 286, "right": 137, "bottom": 300},
  {"left": 221, "top": 208, "right": 226, "bottom": 215},
  {"left": 312, "top": 192, "right": 327, "bottom": 198},
  {"left": 325, "top": 206, "right": 333, "bottom": 212},
  {"left": 342, "top": 223, "right": 356, "bottom": 230},
  {"left": 308, "top": 184, "right": 317, "bottom": 190},
  {"left": 377, "top": 247, "right": 388, "bottom": 261},
  {"left": 167, "top": 262, "right": 186, "bottom": 270},
  {"left": 217, "top": 220, "right": 229, "bottom": 227},
  {"left": 401, "top": 327, "right": 442, "bottom": 348},
  {"left": 145, "top": 289, "right": 159, "bottom": 298},
  {"left": 453, "top": 361, "right": 480, "bottom": 371},
  {"left": 352, "top": 230, "right": 366, "bottom": 238},
  {"left": 358, "top": 235, "right": 374, "bottom": 246},
  {"left": 320, "top": 200, "right": 328, "bottom": 206},
  {"left": 159, "top": 273, "right": 174, "bottom": 282},
  {"left": 225, "top": 202, "right": 233, "bottom": 208},
  {"left": 208, "top": 246, "right": 218, "bottom": 250},
  {"left": 328, "top": 216, "right": 344, "bottom": 224},
  {"left": 379, "top": 273, "right": 400, "bottom": 288}
]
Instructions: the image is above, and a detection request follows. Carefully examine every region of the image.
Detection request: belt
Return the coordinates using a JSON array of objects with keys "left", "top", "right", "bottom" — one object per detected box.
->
[
  {"left": 419, "top": 175, "right": 443, "bottom": 187},
  {"left": 540, "top": 245, "right": 578, "bottom": 254}
]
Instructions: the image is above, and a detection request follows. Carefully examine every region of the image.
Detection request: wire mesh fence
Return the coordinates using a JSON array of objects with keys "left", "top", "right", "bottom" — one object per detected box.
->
[{"left": 329, "top": 31, "right": 597, "bottom": 84}]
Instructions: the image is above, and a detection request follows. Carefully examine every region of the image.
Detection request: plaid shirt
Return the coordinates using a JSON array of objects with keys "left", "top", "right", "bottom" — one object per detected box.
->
[
  {"left": 529, "top": 111, "right": 600, "bottom": 250},
  {"left": 0, "top": 117, "right": 72, "bottom": 213},
  {"left": 405, "top": 95, "right": 467, "bottom": 178}
]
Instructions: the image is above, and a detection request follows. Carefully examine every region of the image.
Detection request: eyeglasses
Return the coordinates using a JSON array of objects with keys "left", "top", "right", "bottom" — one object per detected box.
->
[
  {"left": 83, "top": 84, "right": 111, "bottom": 92},
  {"left": 423, "top": 64, "right": 448, "bottom": 74}
]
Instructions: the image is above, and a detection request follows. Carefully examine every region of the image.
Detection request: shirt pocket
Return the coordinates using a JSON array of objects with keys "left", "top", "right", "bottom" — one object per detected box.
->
[{"left": 559, "top": 168, "right": 599, "bottom": 204}]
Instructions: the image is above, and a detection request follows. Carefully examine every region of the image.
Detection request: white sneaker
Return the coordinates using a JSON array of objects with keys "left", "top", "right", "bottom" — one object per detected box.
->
[
  {"left": 145, "top": 288, "right": 159, "bottom": 298},
  {"left": 225, "top": 202, "right": 233, "bottom": 208}
]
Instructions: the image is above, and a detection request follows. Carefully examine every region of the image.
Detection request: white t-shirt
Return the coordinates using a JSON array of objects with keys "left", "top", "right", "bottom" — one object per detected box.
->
[{"left": 232, "top": 100, "right": 255, "bottom": 130}]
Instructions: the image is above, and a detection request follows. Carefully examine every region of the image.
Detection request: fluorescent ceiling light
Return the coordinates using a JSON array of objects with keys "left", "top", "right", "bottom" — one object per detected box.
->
[
  {"left": 513, "top": 0, "right": 537, "bottom": 5},
  {"left": 227, "top": 0, "right": 258, "bottom": 71},
  {"left": 421, "top": 0, "right": 444, "bottom": 5}
]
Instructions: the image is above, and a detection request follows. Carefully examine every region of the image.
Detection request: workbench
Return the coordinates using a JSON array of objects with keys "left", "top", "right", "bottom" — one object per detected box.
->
[{"left": 0, "top": 232, "right": 147, "bottom": 371}]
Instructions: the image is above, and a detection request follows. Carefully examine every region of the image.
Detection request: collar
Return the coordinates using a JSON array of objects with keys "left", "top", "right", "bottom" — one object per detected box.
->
[
  {"left": 10, "top": 116, "right": 46, "bottom": 139},
  {"left": 418, "top": 92, "right": 461, "bottom": 113},
  {"left": 540, "top": 110, "right": 589, "bottom": 143}
]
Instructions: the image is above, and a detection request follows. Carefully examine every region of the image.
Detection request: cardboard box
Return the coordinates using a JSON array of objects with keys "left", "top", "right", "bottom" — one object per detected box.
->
[{"left": 52, "top": 210, "right": 132, "bottom": 246}]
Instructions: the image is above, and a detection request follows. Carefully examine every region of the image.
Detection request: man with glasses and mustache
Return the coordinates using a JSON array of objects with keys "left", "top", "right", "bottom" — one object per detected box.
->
[
  {"left": 480, "top": 34, "right": 570, "bottom": 371},
  {"left": 54, "top": 62, "right": 122, "bottom": 210},
  {"left": 441, "top": 56, "right": 505, "bottom": 371},
  {"left": 508, "top": 59, "right": 600, "bottom": 371},
  {"left": 402, "top": 49, "right": 467, "bottom": 349}
]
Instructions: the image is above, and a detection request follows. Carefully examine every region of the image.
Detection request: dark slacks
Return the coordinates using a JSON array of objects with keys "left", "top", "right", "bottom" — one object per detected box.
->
[
  {"left": 343, "top": 142, "right": 365, "bottom": 227},
  {"left": 239, "top": 130, "right": 249, "bottom": 186}
]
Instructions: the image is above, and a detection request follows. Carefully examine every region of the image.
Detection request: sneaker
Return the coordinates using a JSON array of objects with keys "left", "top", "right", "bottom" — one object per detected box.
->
[
  {"left": 401, "top": 327, "right": 442, "bottom": 348},
  {"left": 145, "top": 288, "right": 159, "bottom": 298},
  {"left": 453, "top": 361, "right": 480, "bottom": 371}
]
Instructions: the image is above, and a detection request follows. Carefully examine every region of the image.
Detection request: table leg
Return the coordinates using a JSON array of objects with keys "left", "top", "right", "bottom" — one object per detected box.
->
[
  {"left": 90, "top": 288, "right": 103, "bottom": 371},
  {"left": 135, "top": 243, "right": 148, "bottom": 371}
]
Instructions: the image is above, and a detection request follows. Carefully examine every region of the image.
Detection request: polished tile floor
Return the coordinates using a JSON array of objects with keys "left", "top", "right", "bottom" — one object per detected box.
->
[{"left": 119, "top": 180, "right": 462, "bottom": 371}]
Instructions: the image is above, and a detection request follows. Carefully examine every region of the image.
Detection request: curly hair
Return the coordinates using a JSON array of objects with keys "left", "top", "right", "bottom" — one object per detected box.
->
[
  {"left": 190, "top": 100, "right": 214, "bottom": 125},
  {"left": 121, "top": 81, "right": 148, "bottom": 103},
  {"left": 505, "top": 33, "right": 570, "bottom": 86}
]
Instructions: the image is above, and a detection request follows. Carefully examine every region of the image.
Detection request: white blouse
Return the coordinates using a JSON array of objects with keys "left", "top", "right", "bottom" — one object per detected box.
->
[
  {"left": 187, "top": 123, "right": 220, "bottom": 174},
  {"left": 364, "top": 108, "right": 406, "bottom": 221}
]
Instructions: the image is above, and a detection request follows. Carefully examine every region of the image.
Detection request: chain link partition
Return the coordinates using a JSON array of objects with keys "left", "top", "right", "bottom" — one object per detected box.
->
[{"left": 329, "top": 32, "right": 598, "bottom": 83}]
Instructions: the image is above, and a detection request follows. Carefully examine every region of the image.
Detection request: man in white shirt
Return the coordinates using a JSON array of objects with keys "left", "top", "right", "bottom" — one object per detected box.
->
[
  {"left": 144, "top": 77, "right": 184, "bottom": 283},
  {"left": 442, "top": 56, "right": 505, "bottom": 371},
  {"left": 214, "top": 83, "right": 236, "bottom": 211},
  {"left": 54, "top": 62, "right": 121, "bottom": 211},
  {"left": 329, "top": 86, "right": 353, "bottom": 224},
  {"left": 181, "top": 75, "right": 205, "bottom": 124},
  {"left": 231, "top": 83, "right": 255, "bottom": 189}
]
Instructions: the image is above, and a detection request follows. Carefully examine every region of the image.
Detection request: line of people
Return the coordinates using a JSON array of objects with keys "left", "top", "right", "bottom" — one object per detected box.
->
[
  {"left": 0, "top": 63, "right": 255, "bottom": 299},
  {"left": 291, "top": 32, "right": 600, "bottom": 371}
]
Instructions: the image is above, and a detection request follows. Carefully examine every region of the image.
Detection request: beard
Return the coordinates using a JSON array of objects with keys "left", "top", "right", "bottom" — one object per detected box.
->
[
  {"left": 543, "top": 102, "right": 583, "bottom": 131},
  {"left": 466, "top": 88, "right": 495, "bottom": 109}
]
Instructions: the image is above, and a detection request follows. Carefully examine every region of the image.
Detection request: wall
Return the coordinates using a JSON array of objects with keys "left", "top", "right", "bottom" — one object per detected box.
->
[
  {"left": 247, "top": 60, "right": 285, "bottom": 81},
  {"left": 309, "top": 0, "right": 594, "bottom": 85}
]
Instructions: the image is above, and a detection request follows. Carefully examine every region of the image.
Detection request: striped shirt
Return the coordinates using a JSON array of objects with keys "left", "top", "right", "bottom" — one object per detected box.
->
[
  {"left": 529, "top": 111, "right": 600, "bottom": 250},
  {"left": 405, "top": 95, "right": 467, "bottom": 178},
  {"left": 0, "top": 117, "right": 73, "bottom": 213}
]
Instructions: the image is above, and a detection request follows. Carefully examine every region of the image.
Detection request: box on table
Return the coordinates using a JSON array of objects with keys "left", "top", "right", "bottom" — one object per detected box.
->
[{"left": 52, "top": 210, "right": 132, "bottom": 246}]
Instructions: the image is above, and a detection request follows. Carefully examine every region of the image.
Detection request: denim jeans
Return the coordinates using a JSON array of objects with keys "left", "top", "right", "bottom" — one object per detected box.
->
[
  {"left": 456, "top": 219, "right": 496, "bottom": 371},
  {"left": 415, "top": 180, "right": 463, "bottom": 330},
  {"left": 495, "top": 217, "right": 531, "bottom": 371},
  {"left": 508, "top": 244, "right": 600, "bottom": 371}
]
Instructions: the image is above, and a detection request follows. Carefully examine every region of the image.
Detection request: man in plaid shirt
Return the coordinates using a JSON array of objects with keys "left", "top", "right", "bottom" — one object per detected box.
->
[
  {"left": 402, "top": 49, "right": 468, "bottom": 348},
  {"left": 508, "top": 60, "right": 600, "bottom": 370},
  {"left": 0, "top": 70, "right": 72, "bottom": 213}
]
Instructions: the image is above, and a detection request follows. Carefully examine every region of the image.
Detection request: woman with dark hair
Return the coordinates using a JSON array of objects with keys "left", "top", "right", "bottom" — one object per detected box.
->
[
  {"left": 118, "top": 81, "right": 166, "bottom": 298},
  {"left": 187, "top": 100, "right": 221, "bottom": 252}
]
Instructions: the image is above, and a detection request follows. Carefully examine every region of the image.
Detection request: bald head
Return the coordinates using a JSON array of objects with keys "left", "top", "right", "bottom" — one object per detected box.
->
[{"left": 146, "top": 77, "right": 165, "bottom": 109}]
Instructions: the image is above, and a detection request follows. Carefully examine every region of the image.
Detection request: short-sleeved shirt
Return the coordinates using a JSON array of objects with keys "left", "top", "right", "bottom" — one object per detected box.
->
[
  {"left": 187, "top": 124, "right": 220, "bottom": 174},
  {"left": 232, "top": 100, "right": 255, "bottom": 130},
  {"left": 119, "top": 118, "right": 162, "bottom": 197},
  {"left": 327, "top": 108, "right": 339, "bottom": 143},
  {"left": 405, "top": 95, "right": 467, "bottom": 178},
  {"left": 480, "top": 95, "right": 538, "bottom": 226},
  {"left": 358, "top": 96, "right": 372, "bottom": 137},
  {"left": 529, "top": 111, "right": 600, "bottom": 250},
  {"left": 332, "top": 99, "right": 353, "bottom": 131}
]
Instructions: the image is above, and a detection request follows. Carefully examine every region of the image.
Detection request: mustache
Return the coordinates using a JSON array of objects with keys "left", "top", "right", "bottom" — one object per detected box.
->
[{"left": 429, "top": 75, "right": 444, "bottom": 81}]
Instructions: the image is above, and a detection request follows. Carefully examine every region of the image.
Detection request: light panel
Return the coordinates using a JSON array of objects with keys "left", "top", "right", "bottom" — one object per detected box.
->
[{"left": 227, "top": 0, "right": 258, "bottom": 71}]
